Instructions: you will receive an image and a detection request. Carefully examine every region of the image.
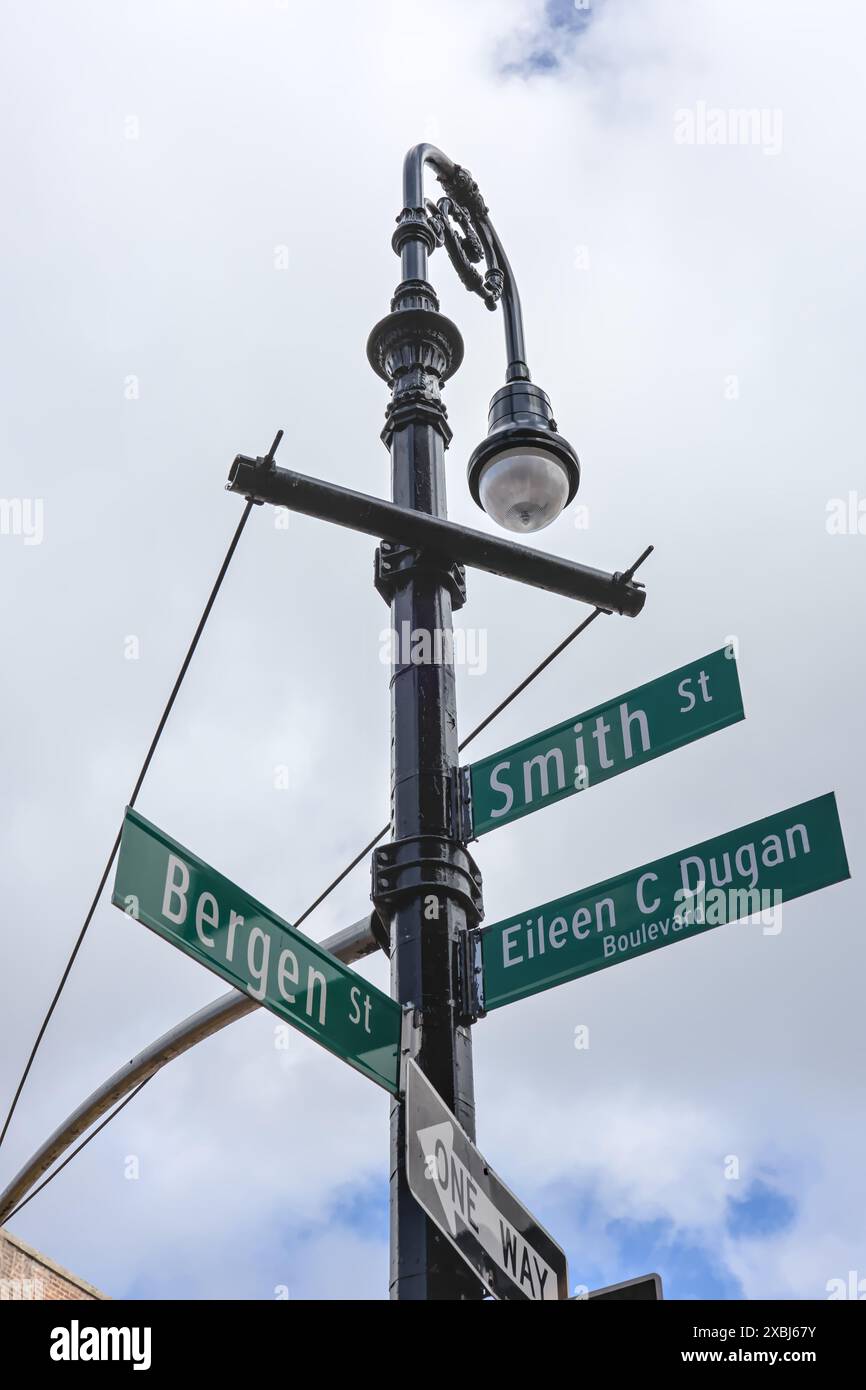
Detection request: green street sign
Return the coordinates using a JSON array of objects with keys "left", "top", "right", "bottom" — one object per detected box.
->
[
  {"left": 466, "top": 648, "right": 744, "bottom": 837},
  {"left": 112, "top": 808, "right": 401, "bottom": 1092},
  {"left": 481, "top": 793, "right": 850, "bottom": 1011}
]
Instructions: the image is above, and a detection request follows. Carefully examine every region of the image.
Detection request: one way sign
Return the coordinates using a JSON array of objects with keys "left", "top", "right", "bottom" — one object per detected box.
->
[{"left": 405, "top": 1060, "right": 568, "bottom": 1300}]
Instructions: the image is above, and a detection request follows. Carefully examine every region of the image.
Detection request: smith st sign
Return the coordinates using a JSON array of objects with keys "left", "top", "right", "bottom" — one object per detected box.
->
[{"left": 466, "top": 648, "right": 744, "bottom": 836}]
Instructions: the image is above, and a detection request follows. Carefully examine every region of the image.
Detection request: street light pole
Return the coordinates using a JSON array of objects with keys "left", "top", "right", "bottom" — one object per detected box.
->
[
  {"left": 226, "top": 143, "right": 647, "bottom": 1298},
  {"left": 368, "top": 154, "right": 484, "bottom": 1300}
]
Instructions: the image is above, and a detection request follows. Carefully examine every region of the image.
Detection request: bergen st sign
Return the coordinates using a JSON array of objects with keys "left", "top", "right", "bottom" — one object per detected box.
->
[
  {"left": 466, "top": 648, "right": 744, "bottom": 836},
  {"left": 406, "top": 1060, "right": 568, "bottom": 1301},
  {"left": 481, "top": 793, "right": 850, "bottom": 1010},
  {"left": 112, "top": 809, "right": 401, "bottom": 1092}
]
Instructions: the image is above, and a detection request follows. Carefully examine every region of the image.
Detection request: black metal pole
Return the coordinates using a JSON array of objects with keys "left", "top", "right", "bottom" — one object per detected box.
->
[
  {"left": 221, "top": 146, "right": 647, "bottom": 1300},
  {"left": 368, "top": 214, "right": 484, "bottom": 1299}
]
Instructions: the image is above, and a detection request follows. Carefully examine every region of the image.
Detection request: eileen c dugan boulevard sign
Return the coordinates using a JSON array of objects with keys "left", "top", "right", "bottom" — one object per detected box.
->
[
  {"left": 112, "top": 808, "right": 401, "bottom": 1092},
  {"left": 466, "top": 647, "right": 744, "bottom": 836},
  {"left": 481, "top": 793, "right": 850, "bottom": 1010}
]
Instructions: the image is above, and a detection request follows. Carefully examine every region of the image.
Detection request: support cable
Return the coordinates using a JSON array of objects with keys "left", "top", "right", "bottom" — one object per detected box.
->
[{"left": 0, "top": 485, "right": 262, "bottom": 1153}]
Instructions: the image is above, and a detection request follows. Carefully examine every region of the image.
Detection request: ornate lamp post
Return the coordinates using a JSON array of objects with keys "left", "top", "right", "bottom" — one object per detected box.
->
[
  {"left": 228, "top": 143, "right": 645, "bottom": 1300},
  {"left": 366, "top": 146, "right": 580, "bottom": 1299}
]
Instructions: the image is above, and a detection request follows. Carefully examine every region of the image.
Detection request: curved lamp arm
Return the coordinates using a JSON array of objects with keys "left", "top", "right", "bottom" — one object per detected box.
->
[{"left": 400, "top": 144, "right": 530, "bottom": 383}]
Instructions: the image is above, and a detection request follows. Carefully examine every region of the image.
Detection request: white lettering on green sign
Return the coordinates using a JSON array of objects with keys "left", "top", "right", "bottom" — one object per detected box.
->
[
  {"left": 468, "top": 649, "right": 744, "bottom": 836},
  {"left": 481, "top": 794, "right": 849, "bottom": 1010},
  {"left": 112, "top": 809, "right": 401, "bottom": 1092}
]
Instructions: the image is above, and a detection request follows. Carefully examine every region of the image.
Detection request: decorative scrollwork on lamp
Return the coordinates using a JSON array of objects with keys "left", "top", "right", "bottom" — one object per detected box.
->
[{"left": 426, "top": 195, "right": 504, "bottom": 311}]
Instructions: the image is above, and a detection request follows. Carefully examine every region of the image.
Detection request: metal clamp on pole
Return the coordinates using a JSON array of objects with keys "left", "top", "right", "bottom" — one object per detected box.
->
[
  {"left": 371, "top": 836, "right": 484, "bottom": 925},
  {"left": 374, "top": 541, "right": 467, "bottom": 612},
  {"left": 399, "top": 1004, "right": 423, "bottom": 1097},
  {"left": 459, "top": 766, "right": 475, "bottom": 843},
  {"left": 231, "top": 429, "right": 283, "bottom": 503},
  {"left": 457, "top": 928, "right": 486, "bottom": 1026}
]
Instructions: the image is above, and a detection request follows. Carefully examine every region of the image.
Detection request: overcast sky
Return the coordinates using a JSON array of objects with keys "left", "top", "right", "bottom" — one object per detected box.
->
[{"left": 1, "top": 0, "right": 864, "bottom": 1301}]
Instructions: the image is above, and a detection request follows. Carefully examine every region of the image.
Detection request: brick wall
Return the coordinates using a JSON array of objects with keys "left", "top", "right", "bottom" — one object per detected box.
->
[{"left": 0, "top": 1229, "right": 108, "bottom": 1300}]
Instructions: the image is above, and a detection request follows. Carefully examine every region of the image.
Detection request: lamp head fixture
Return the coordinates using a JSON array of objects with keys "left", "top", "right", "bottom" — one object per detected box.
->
[{"left": 467, "top": 380, "right": 580, "bottom": 533}]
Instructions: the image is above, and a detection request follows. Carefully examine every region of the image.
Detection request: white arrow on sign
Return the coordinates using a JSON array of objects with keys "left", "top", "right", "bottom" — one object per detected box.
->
[{"left": 417, "top": 1117, "right": 558, "bottom": 1301}]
